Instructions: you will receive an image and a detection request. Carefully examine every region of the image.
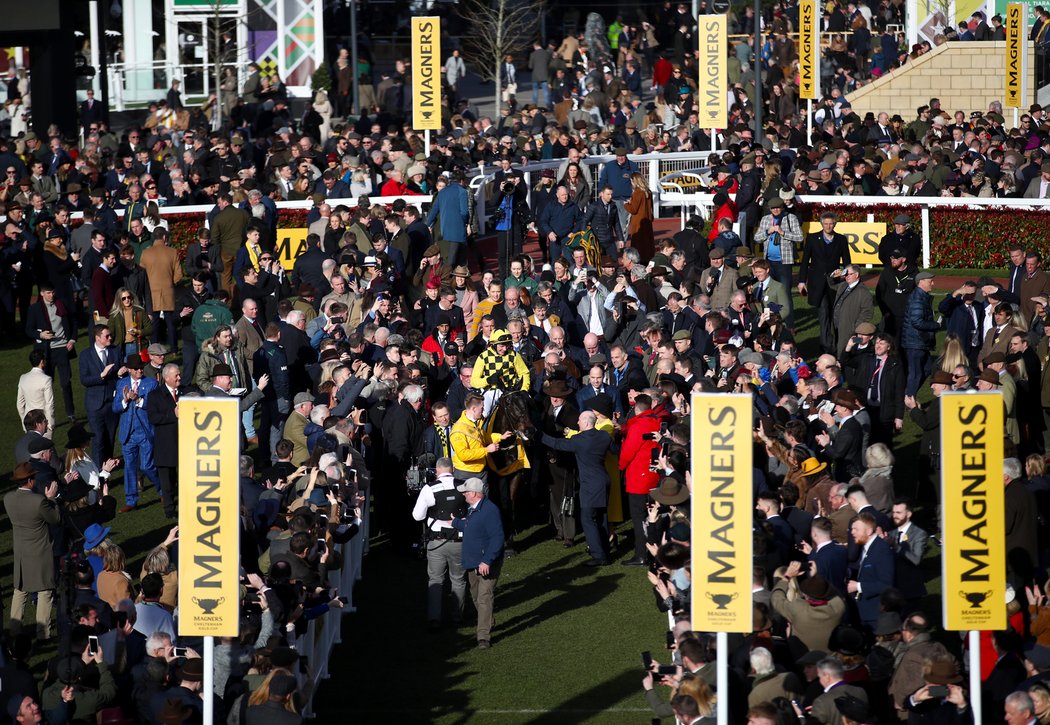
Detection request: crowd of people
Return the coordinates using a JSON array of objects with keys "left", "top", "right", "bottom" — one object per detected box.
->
[{"left": 0, "top": 0, "right": 1050, "bottom": 722}]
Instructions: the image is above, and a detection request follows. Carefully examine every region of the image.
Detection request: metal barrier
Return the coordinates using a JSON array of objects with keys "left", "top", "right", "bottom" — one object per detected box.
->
[
  {"left": 105, "top": 59, "right": 256, "bottom": 111},
  {"left": 295, "top": 493, "right": 370, "bottom": 718}
]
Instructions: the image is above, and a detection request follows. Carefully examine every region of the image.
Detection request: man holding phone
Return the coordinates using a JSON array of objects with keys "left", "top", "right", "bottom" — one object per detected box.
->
[{"left": 449, "top": 478, "right": 504, "bottom": 649}]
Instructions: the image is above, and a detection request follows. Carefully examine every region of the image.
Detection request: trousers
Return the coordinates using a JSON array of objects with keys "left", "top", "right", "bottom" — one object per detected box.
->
[
  {"left": 548, "top": 463, "right": 577, "bottom": 541},
  {"left": 467, "top": 559, "right": 501, "bottom": 643},
  {"left": 627, "top": 492, "right": 650, "bottom": 560},
  {"left": 426, "top": 539, "right": 466, "bottom": 623},
  {"left": 580, "top": 505, "right": 609, "bottom": 562},
  {"left": 10, "top": 588, "right": 53, "bottom": 638},
  {"left": 122, "top": 433, "right": 160, "bottom": 506}
]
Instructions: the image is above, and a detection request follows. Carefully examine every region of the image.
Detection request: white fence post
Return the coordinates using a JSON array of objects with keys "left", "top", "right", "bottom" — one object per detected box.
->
[{"left": 921, "top": 206, "right": 931, "bottom": 269}]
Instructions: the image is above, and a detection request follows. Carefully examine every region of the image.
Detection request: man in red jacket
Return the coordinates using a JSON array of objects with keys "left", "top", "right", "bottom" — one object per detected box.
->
[{"left": 619, "top": 392, "right": 667, "bottom": 565}]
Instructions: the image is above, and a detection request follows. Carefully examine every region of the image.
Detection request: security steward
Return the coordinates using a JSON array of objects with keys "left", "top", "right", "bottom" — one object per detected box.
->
[{"left": 410, "top": 456, "right": 467, "bottom": 631}]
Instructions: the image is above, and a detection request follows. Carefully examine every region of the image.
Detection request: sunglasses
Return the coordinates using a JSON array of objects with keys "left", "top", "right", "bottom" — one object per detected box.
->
[{"left": 121, "top": 296, "right": 132, "bottom": 301}]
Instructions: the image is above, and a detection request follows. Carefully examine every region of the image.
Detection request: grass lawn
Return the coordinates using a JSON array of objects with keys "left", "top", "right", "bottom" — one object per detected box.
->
[{"left": 0, "top": 277, "right": 950, "bottom": 721}]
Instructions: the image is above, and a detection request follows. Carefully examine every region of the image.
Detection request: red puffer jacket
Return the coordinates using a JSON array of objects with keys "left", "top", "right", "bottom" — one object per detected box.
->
[{"left": 619, "top": 407, "right": 668, "bottom": 494}]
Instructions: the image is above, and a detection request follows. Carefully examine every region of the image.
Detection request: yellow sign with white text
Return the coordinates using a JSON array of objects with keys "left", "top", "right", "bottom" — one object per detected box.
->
[
  {"left": 1006, "top": 4, "right": 1022, "bottom": 108},
  {"left": 940, "top": 392, "right": 1006, "bottom": 632},
  {"left": 412, "top": 17, "right": 442, "bottom": 131},
  {"left": 802, "top": 221, "right": 887, "bottom": 266},
  {"left": 178, "top": 396, "right": 241, "bottom": 637},
  {"left": 698, "top": 15, "right": 727, "bottom": 130},
  {"left": 799, "top": 0, "right": 819, "bottom": 99},
  {"left": 691, "top": 394, "right": 752, "bottom": 632}
]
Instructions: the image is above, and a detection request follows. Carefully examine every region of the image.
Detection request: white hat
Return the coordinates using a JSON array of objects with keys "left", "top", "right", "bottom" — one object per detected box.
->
[{"left": 457, "top": 477, "right": 485, "bottom": 493}]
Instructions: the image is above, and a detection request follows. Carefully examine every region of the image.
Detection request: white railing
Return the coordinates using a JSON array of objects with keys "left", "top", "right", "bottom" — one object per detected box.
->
[
  {"left": 468, "top": 151, "right": 716, "bottom": 233},
  {"left": 105, "top": 59, "right": 256, "bottom": 111},
  {"left": 663, "top": 191, "right": 1050, "bottom": 269}
]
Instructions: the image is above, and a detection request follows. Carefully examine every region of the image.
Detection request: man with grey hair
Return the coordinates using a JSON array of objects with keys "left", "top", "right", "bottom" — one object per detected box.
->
[
  {"left": 411, "top": 457, "right": 467, "bottom": 630},
  {"left": 381, "top": 383, "right": 426, "bottom": 551},
  {"left": 748, "top": 646, "right": 801, "bottom": 706},
  {"left": 1005, "top": 456, "right": 1038, "bottom": 585},
  {"left": 1005, "top": 690, "right": 1036, "bottom": 724},
  {"left": 541, "top": 409, "right": 613, "bottom": 567},
  {"left": 811, "top": 657, "right": 868, "bottom": 724}
]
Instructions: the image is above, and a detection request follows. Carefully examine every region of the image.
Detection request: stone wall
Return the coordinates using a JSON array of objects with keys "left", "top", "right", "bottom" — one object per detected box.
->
[{"left": 845, "top": 41, "right": 1036, "bottom": 119}]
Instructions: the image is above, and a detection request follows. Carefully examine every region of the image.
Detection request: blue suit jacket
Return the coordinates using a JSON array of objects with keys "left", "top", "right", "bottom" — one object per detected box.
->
[
  {"left": 855, "top": 536, "right": 895, "bottom": 623},
  {"left": 809, "top": 542, "right": 849, "bottom": 597},
  {"left": 541, "top": 429, "right": 612, "bottom": 508},
  {"left": 112, "top": 376, "right": 158, "bottom": 442},
  {"left": 575, "top": 384, "right": 624, "bottom": 417},
  {"left": 78, "top": 345, "right": 123, "bottom": 413},
  {"left": 452, "top": 497, "right": 505, "bottom": 570}
]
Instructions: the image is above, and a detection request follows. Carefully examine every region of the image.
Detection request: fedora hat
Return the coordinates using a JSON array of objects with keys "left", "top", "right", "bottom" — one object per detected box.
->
[
  {"left": 82, "top": 523, "right": 111, "bottom": 551},
  {"left": 66, "top": 423, "right": 93, "bottom": 450},
  {"left": 831, "top": 389, "right": 861, "bottom": 411},
  {"left": 211, "top": 362, "right": 234, "bottom": 378},
  {"left": 11, "top": 462, "right": 34, "bottom": 483},
  {"left": 798, "top": 457, "right": 827, "bottom": 477},
  {"left": 543, "top": 379, "right": 573, "bottom": 398},
  {"left": 451, "top": 265, "right": 470, "bottom": 277},
  {"left": 586, "top": 393, "right": 614, "bottom": 419},
  {"left": 929, "top": 370, "right": 954, "bottom": 386},
  {"left": 650, "top": 475, "right": 690, "bottom": 505},
  {"left": 798, "top": 574, "right": 835, "bottom": 600}
]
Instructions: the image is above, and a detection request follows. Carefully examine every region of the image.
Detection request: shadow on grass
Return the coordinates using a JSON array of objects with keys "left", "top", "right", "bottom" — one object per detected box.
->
[{"left": 519, "top": 667, "right": 645, "bottom": 725}]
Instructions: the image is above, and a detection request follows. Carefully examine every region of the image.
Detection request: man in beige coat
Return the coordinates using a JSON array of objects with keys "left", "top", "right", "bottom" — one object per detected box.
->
[
  {"left": 17, "top": 350, "right": 54, "bottom": 436},
  {"left": 140, "top": 228, "right": 183, "bottom": 354}
]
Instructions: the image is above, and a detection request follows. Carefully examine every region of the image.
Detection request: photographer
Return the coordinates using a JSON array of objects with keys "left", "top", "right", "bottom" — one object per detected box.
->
[
  {"left": 411, "top": 457, "right": 467, "bottom": 631},
  {"left": 493, "top": 171, "right": 529, "bottom": 281}
]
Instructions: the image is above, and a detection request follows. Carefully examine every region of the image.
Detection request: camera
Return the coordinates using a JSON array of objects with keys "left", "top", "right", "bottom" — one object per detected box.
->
[
  {"left": 501, "top": 181, "right": 515, "bottom": 194},
  {"left": 406, "top": 455, "right": 436, "bottom": 493}
]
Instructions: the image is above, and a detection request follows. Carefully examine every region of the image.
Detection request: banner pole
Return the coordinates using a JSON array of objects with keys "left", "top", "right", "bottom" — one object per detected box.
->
[
  {"left": 717, "top": 631, "right": 728, "bottom": 725},
  {"left": 425, "top": 129, "right": 431, "bottom": 156},
  {"left": 204, "top": 636, "right": 215, "bottom": 724},
  {"left": 807, "top": 99, "right": 813, "bottom": 142},
  {"left": 969, "top": 630, "right": 981, "bottom": 722},
  {"left": 711, "top": 129, "right": 716, "bottom": 151}
]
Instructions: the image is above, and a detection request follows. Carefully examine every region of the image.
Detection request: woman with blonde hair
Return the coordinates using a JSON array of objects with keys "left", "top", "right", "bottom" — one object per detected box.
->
[
  {"left": 108, "top": 287, "right": 152, "bottom": 360},
  {"left": 97, "top": 542, "right": 133, "bottom": 609},
  {"left": 139, "top": 528, "right": 180, "bottom": 611},
  {"left": 937, "top": 332, "right": 967, "bottom": 374},
  {"left": 624, "top": 172, "right": 654, "bottom": 259},
  {"left": 858, "top": 443, "right": 895, "bottom": 513}
]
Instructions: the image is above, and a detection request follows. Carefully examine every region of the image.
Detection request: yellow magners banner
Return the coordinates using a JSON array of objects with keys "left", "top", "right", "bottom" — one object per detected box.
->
[
  {"left": 698, "top": 14, "right": 727, "bottom": 130},
  {"left": 799, "top": 0, "right": 819, "bottom": 100},
  {"left": 1006, "top": 3, "right": 1022, "bottom": 108},
  {"left": 411, "top": 17, "right": 442, "bottom": 130},
  {"left": 691, "top": 393, "right": 752, "bottom": 632},
  {"left": 940, "top": 392, "right": 1006, "bottom": 632},
  {"left": 179, "top": 396, "right": 241, "bottom": 637}
]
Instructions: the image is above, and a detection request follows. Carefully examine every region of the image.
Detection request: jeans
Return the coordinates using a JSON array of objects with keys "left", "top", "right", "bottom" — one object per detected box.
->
[
  {"left": 241, "top": 378, "right": 258, "bottom": 438},
  {"left": 181, "top": 339, "right": 199, "bottom": 383},
  {"left": 121, "top": 434, "right": 160, "bottom": 507},
  {"left": 904, "top": 347, "right": 931, "bottom": 397},
  {"left": 532, "top": 80, "right": 550, "bottom": 107},
  {"left": 580, "top": 505, "right": 610, "bottom": 562},
  {"left": 467, "top": 559, "right": 501, "bottom": 643},
  {"left": 157, "top": 466, "right": 177, "bottom": 518},
  {"left": 426, "top": 539, "right": 466, "bottom": 623}
]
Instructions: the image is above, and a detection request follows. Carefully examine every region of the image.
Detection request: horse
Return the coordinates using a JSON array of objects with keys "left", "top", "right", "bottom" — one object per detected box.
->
[{"left": 483, "top": 389, "right": 535, "bottom": 549}]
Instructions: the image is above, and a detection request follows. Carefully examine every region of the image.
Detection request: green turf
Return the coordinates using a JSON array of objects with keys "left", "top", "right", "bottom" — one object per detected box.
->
[{"left": 0, "top": 281, "right": 945, "bottom": 721}]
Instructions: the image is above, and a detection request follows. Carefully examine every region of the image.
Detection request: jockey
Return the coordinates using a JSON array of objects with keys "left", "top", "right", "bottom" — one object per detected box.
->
[{"left": 470, "top": 329, "right": 532, "bottom": 417}]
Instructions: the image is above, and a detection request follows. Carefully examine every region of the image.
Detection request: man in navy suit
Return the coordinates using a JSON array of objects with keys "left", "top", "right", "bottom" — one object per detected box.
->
[
  {"left": 938, "top": 281, "right": 986, "bottom": 369},
  {"left": 112, "top": 355, "right": 161, "bottom": 511},
  {"left": 313, "top": 170, "right": 351, "bottom": 200},
  {"left": 798, "top": 212, "right": 852, "bottom": 354},
  {"left": 846, "top": 512, "right": 895, "bottom": 630},
  {"left": 575, "top": 365, "right": 624, "bottom": 418},
  {"left": 806, "top": 516, "right": 849, "bottom": 597},
  {"left": 756, "top": 490, "right": 796, "bottom": 564},
  {"left": 450, "top": 478, "right": 505, "bottom": 649},
  {"left": 541, "top": 411, "right": 613, "bottom": 566},
  {"left": 78, "top": 324, "right": 126, "bottom": 465}
]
